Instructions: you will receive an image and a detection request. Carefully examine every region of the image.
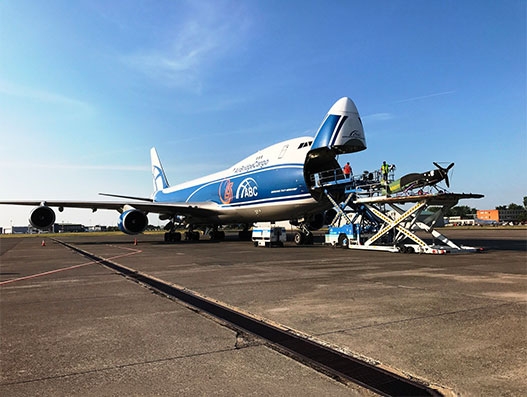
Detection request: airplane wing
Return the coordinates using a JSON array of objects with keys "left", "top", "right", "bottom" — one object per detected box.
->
[{"left": 0, "top": 200, "right": 219, "bottom": 218}]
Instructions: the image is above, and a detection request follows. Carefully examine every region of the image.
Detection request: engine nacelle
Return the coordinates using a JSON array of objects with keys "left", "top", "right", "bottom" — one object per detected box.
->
[
  {"left": 305, "top": 209, "right": 337, "bottom": 231},
  {"left": 324, "top": 209, "right": 337, "bottom": 225},
  {"left": 29, "top": 206, "right": 56, "bottom": 229},
  {"left": 307, "top": 212, "right": 325, "bottom": 231},
  {"left": 118, "top": 208, "right": 148, "bottom": 235}
]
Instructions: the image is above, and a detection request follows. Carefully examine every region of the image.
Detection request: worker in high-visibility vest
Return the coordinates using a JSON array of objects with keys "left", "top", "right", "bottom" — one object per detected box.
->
[
  {"left": 381, "top": 161, "right": 390, "bottom": 182},
  {"left": 343, "top": 162, "right": 352, "bottom": 179}
]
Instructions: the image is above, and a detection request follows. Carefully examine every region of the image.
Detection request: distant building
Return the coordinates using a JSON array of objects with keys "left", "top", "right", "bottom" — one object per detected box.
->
[
  {"left": 3, "top": 226, "right": 33, "bottom": 234},
  {"left": 52, "top": 223, "right": 86, "bottom": 233},
  {"left": 477, "top": 209, "right": 525, "bottom": 223},
  {"left": 86, "top": 225, "right": 107, "bottom": 232},
  {"left": 446, "top": 216, "right": 475, "bottom": 226},
  {"left": 477, "top": 210, "right": 499, "bottom": 222}
]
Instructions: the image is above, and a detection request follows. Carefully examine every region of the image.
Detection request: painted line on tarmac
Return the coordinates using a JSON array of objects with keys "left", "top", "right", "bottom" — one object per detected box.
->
[{"left": 0, "top": 245, "right": 142, "bottom": 286}]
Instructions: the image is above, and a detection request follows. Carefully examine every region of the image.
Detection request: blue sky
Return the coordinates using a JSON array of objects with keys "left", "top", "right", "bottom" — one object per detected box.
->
[{"left": 0, "top": 0, "right": 525, "bottom": 227}]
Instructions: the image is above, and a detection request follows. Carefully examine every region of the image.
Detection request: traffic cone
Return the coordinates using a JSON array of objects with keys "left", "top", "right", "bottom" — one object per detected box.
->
[{"left": 41, "top": 240, "right": 46, "bottom": 247}]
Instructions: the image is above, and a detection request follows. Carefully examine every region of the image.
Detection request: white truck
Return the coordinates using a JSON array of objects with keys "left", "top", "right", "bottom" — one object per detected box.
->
[{"left": 252, "top": 223, "right": 287, "bottom": 247}]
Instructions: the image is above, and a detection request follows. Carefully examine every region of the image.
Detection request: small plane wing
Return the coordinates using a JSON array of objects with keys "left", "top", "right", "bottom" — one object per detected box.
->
[
  {"left": 0, "top": 200, "right": 219, "bottom": 218},
  {"left": 355, "top": 193, "right": 484, "bottom": 205}
]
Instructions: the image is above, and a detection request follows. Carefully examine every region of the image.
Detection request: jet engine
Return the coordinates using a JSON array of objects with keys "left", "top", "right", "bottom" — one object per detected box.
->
[
  {"left": 118, "top": 208, "right": 148, "bottom": 235},
  {"left": 29, "top": 206, "right": 56, "bottom": 229},
  {"left": 306, "top": 212, "right": 325, "bottom": 231},
  {"left": 292, "top": 209, "right": 337, "bottom": 232},
  {"left": 310, "top": 209, "right": 338, "bottom": 230}
]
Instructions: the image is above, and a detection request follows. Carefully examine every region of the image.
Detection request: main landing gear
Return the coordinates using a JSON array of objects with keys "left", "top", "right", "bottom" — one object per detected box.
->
[
  {"left": 163, "top": 219, "right": 182, "bottom": 242},
  {"left": 164, "top": 220, "right": 200, "bottom": 242},
  {"left": 238, "top": 224, "right": 252, "bottom": 241},
  {"left": 208, "top": 226, "right": 225, "bottom": 241},
  {"left": 293, "top": 223, "right": 314, "bottom": 245},
  {"left": 164, "top": 231, "right": 182, "bottom": 242}
]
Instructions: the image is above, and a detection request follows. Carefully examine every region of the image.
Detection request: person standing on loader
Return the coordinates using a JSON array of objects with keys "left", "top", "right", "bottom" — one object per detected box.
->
[
  {"left": 381, "top": 161, "right": 390, "bottom": 183},
  {"left": 343, "top": 162, "right": 352, "bottom": 179}
]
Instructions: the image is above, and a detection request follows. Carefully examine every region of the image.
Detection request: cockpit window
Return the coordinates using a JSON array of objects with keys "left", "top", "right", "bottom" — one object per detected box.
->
[{"left": 297, "top": 141, "right": 313, "bottom": 149}]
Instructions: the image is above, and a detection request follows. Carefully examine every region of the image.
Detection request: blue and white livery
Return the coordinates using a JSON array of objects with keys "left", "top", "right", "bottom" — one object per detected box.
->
[{"left": 0, "top": 97, "right": 366, "bottom": 243}]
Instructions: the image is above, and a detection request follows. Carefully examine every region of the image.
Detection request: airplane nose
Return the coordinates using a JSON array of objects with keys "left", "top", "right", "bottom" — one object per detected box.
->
[
  {"left": 309, "top": 96, "right": 367, "bottom": 157},
  {"left": 328, "top": 97, "right": 359, "bottom": 114},
  {"left": 330, "top": 97, "right": 366, "bottom": 154}
]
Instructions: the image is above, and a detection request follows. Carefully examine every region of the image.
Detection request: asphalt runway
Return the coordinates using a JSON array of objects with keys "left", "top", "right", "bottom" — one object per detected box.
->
[{"left": 1, "top": 229, "right": 526, "bottom": 396}]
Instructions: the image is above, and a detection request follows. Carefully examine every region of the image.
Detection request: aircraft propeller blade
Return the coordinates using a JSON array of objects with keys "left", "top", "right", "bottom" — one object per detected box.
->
[{"left": 433, "top": 162, "right": 455, "bottom": 188}]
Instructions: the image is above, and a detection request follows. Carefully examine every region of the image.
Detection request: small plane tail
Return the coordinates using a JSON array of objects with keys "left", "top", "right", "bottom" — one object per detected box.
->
[{"left": 150, "top": 147, "right": 170, "bottom": 192}]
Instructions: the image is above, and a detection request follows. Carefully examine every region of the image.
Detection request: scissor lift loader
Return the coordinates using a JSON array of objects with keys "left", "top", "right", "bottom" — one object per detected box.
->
[{"left": 315, "top": 168, "right": 484, "bottom": 254}]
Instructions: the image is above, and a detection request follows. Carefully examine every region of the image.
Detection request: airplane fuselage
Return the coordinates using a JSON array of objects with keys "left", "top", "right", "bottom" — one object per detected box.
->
[{"left": 153, "top": 137, "right": 328, "bottom": 224}]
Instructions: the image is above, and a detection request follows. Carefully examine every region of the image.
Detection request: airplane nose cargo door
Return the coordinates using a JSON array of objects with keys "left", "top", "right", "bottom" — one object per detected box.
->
[
  {"left": 304, "top": 97, "right": 366, "bottom": 192},
  {"left": 309, "top": 97, "right": 366, "bottom": 157}
]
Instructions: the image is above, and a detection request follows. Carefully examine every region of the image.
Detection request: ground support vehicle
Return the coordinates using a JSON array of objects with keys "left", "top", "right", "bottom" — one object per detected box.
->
[{"left": 252, "top": 223, "right": 286, "bottom": 247}]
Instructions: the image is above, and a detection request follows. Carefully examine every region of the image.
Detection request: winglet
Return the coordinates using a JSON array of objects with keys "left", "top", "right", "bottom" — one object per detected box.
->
[{"left": 150, "top": 147, "right": 170, "bottom": 192}]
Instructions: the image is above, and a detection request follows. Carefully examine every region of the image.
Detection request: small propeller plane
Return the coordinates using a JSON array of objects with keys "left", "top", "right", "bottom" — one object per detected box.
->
[
  {"left": 0, "top": 97, "right": 367, "bottom": 244},
  {"left": 383, "top": 162, "right": 455, "bottom": 195}
]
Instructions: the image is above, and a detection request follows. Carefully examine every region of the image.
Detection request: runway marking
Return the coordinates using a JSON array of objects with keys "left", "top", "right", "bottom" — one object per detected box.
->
[{"left": 0, "top": 245, "right": 142, "bottom": 286}]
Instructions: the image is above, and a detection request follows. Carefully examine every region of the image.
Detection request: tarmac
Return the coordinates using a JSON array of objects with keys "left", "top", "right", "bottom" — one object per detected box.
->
[{"left": 1, "top": 228, "right": 526, "bottom": 396}]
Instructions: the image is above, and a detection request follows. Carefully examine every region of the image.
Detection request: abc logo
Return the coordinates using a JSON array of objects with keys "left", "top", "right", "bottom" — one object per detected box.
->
[{"left": 236, "top": 178, "right": 258, "bottom": 199}]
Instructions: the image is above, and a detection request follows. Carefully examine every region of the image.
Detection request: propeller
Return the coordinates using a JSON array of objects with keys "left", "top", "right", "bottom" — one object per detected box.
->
[{"left": 433, "top": 162, "right": 454, "bottom": 188}]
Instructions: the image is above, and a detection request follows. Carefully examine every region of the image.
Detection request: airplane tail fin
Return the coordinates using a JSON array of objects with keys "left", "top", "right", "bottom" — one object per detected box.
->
[{"left": 150, "top": 147, "right": 170, "bottom": 192}]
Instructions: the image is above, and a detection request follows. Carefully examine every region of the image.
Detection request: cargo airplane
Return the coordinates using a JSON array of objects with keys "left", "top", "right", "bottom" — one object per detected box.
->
[{"left": 0, "top": 97, "right": 366, "bottom": 244}]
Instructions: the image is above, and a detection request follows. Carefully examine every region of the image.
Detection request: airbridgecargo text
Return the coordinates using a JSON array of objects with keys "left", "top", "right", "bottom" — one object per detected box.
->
[{"left": 233, "top": 158, "right": 269, "bottom": 174}]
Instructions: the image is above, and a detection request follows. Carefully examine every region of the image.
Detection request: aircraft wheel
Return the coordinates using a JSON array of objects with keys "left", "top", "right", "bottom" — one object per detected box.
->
[
  {"left": 338, "top": 233, "right": 349, "bottom": 248},
  {"left": 186, "top": 231, "right": 200, "bottom": 241},
  {"left": 210, "top": 230, "right": 225, "bottom": 240},
  {"left": 239, "top": 230, "right": 252, "bottom": 241},
  {"left": 165, "top": 232, "right": 181, "bottom": 242},
  {"left": 294, "top": 232, "right": 305, "bottom": 245}
]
